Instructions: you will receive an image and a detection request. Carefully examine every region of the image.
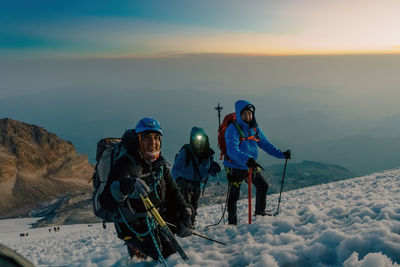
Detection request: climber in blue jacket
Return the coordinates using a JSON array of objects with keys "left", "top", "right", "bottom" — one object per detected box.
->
[
  {"left": 172, "top": 127, "right": 221, "bottom": 224},
  {"left": 224, "top": 100, "right": 291, "bottom": 225}
]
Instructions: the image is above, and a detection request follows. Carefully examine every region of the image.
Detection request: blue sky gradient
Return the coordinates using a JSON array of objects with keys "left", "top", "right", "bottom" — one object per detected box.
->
[{"left": 3, "top": 0, "right": 399, "bottom": 58}]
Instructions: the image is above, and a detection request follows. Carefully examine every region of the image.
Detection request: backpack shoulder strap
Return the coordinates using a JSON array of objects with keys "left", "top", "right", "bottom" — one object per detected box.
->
[
  {"left": 183, "top": 145, "right": 202, "bottom": 180},
  {"left": 123, "top": 152, "right": 142, "bottom": 178},
  {"left": 232, "top": 121, "right": 245, "bottom": 139},
  {"left": 181, "top": 144, "right": 192, "bottom": 167}
]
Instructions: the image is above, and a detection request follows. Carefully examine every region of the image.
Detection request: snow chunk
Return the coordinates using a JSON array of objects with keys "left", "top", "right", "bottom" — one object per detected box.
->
[{"left": 343, "top": 252, "right": 399, "bottom": 267}]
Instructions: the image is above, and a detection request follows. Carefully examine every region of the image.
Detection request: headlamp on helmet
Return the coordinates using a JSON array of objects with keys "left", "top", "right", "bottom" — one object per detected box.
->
[{"left": 195, "top": 135, "right": 204, "bottom": 141}]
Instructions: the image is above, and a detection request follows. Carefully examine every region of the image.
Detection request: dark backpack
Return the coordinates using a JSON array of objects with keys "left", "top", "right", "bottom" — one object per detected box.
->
[
  {"left": 92, "top": 137, "right": 125, "bottom": 222},
  {"left": 92, "top": 133, "right": 165, "bottom": 223}
]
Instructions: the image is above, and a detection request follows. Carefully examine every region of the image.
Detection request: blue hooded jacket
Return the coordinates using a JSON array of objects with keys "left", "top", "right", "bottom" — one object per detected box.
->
[
  {"left": 223, "top": 100, "right": 285, "bottom": 170},
  {"left": 172, "top": 127, "right": 214, "bottom": 183}
]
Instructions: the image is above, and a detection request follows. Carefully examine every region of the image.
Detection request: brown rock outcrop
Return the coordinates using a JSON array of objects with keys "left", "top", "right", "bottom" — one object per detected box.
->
[{"left": 0, "top": 118, "right": 93, "bottom": 217}]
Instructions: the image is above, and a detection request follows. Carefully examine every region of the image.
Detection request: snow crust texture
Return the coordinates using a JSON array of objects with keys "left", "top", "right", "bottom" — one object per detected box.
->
[{"left": 1, "top": 168, "right": 399, "bottom": 267}]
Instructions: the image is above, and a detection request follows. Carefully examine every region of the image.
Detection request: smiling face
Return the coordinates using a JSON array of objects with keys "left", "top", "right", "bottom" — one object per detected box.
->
[
  {"left": 241, "top": 109, "right": 253, "bottom": 123},
  {"left": 140, "top": 132, "right": 161, "bottom": 153}
]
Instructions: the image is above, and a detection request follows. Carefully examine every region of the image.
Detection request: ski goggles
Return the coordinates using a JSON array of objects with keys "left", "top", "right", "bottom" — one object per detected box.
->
[{"left": 242, "top": 104, "right": 255, "bottom": 113}]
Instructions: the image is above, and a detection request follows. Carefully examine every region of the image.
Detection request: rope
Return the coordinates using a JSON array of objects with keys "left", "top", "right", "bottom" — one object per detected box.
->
[
  {"left": 118, "top": 208, "right": 152, "bottom": 237},
  {"left": 146, "top": 217, "right": 168, "bottom": 267},
  {"left": 114, "top": 156, "right": 168, "bottom": 264},
  {"left": 119, "top": 203, "right": 167, "bottom": 266},
  {"left": 205, "top": 183, "right": 230, "bottom": 228},
  {"left": 151, "top": 166, "right": 163, "bottom": 201}
]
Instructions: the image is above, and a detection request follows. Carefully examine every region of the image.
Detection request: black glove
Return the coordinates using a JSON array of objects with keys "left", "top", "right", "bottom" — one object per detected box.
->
[
  {"left": 177, "top": 208, "right": 192, "bottom": 238},
  {"left": 111, "top": 178, "right": 137, "bottom": 202},
  {"left": 283, "top": 150, "right": 291, "bottom": 160},
  {"left": 128, "top": 178, "right": 151, "bottom": 199},
  {"left": 111, "top": 178, "right": 151, "bottom": 202},
  {"left": 246, "top": 158, "right": 259, "bottom": 169},
  {"left": 118, "top": 178, "right": 136, "bottom": 195},
  {"left": 209, "top": 161, "right": 221, "bottom": 176}
]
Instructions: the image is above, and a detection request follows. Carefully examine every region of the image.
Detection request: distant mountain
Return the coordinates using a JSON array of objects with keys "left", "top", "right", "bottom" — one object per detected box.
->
[
  {"left": 303, "top": 135, "right": 400, "bottom": 175},
  {"left": 265, "top": 160, "right": 356, "bottom": 193},
  {"left": 2, "top": 87, "right": 400, "bottom": 176},
  {"left": 0, "top": 118, "right": 93, "bottom": 217},
  {"left": 368, "top": 113, "right": 400, "bottom": 137}
]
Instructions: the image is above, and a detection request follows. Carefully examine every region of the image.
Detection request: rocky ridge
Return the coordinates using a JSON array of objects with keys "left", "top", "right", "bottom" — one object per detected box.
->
[{"left": 0, "top": 118, "right": 93, "bottom": 217}]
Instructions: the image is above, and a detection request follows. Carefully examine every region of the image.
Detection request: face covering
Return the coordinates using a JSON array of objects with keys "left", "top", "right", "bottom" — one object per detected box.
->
[{"left": 144, "top": 150, "right": 160, "bottom": 163}]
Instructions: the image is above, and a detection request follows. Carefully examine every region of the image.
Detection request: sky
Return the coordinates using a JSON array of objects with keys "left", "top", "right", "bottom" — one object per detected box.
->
[
  {"left": 1, "top": 1, "right": 400, "bottom": 175},
  {"left": 1, "top": 0, "right": 400, "bottom": 58},
  {"left": 1, "top": 167, "right": 399, "bottom": 266}
]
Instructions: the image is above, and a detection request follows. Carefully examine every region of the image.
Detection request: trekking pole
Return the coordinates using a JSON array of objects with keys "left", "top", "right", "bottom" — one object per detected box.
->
[
  {"left": 215, "top": 103, "right": 224, "bottom": 222},
  {"left": 275, "top": 158, "right": 288, "bottom": 216},
  {"left": 215, "top": 102, "right": 223, "bottom": 129},
  {"left": 248, "top": 168, "right": 253, "bottom": 224},
  {"left": 216, "top": 172, "right": 225, "bottom": 223},
  {"left": 206, "top": 101, "right": 226, "bottom": 226},
  {"left": 192, "top": 230, "right": 226, "bottom": 245},
  {"left": 166, "top": 222, "right": 226, "bottom": 245},
  {"left": 201, "top": 176, "right": 209, "bottom": 196}
]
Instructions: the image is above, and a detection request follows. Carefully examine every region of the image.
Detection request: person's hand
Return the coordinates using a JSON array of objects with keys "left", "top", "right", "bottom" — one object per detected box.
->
[
  {"left": 110, "top": 178, "right": 151, "bottom": 202},
  {"left": 118, "top": 178, "right": 136, "bottom": 195},
  {"left": 246, "top": 158, "right": 259, "bottom": 169},
  {"left": 177, "top": 221, "right": 192, "bottom": 237},
  {"left": 283, "top": 150, "right": 291, "bottom": 160},
  {"left": 128, "top": 178, "right": 151, "bottom": 199},
  {"left": 209, "top": 161, "right": 221, "bottom": 176},
  {"left": 110, "top": 178, "right": 134, "bottom": 202},
  {"left": 177, "top": 208, "right": 192, "bottom": 238}
]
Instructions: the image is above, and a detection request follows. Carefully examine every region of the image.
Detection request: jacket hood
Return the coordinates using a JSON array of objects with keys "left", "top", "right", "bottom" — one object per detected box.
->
[
  {"left": 190, "top": 127, "right": 208, "bottom": 140},
  {"left": 189, "top": 126, "right": 210, "bottom": 157},
  {"left": 235, "top": 100, "right": 257, "bottom": 129}
]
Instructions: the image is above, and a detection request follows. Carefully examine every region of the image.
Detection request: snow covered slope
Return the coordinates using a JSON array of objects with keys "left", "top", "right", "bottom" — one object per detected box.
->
[{"left": 1, "top": 168, "right": 399, "bottom": 266}]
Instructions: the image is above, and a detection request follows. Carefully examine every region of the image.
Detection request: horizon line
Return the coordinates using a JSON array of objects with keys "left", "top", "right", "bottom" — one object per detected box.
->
[{"left": 2, "top": 50, "right": 400, "bottom": 61}]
